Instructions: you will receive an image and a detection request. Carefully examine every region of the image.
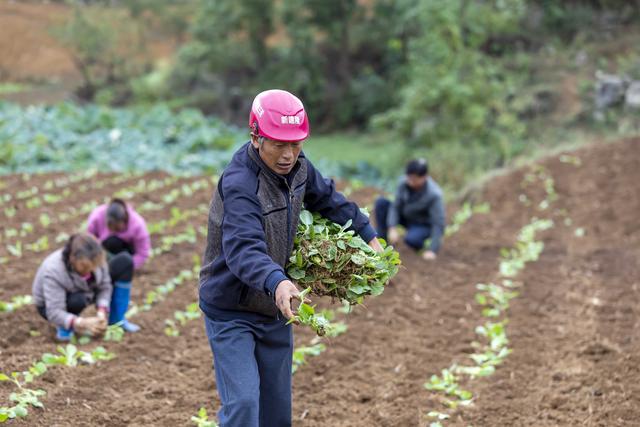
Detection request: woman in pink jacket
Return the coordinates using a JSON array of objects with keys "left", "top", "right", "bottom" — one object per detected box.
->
[{"left": 87, "top": 198, "right": 151, "bottom": 332}]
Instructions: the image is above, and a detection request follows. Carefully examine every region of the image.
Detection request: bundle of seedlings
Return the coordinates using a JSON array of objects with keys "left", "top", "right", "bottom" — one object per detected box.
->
[{"left": 287, "top": 210, "right": 401, "bottom": 335}]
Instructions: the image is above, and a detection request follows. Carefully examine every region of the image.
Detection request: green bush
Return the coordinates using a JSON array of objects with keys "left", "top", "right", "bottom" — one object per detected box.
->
[{"left": 372, "top": 0, "right": 527, "bottom": 164}]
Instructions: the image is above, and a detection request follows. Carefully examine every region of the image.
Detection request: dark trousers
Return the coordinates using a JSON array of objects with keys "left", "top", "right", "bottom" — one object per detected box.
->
[
  {"left": 37, "top": 292, "right": 88, "bottom": 320},
  {"left": 108, "top": 251, "right": 134, "bottom": 282},
  {"left": 374, "top": 197, "right": 432, "bottom": 250},
  {"left": 102, "top": 236, "right": 134, "bottom": 256},
  {"left": 204, "top": 316, "right": 293, "bottom": 427},
  {"left": 37, "top": 252, "right": 134, "bottom": 321}
]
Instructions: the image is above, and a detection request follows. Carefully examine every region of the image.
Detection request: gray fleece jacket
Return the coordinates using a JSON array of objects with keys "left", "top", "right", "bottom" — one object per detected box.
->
[
  {"left": 388, "top": 176, "right": 446, "bottom": 252},
  {"left": 32, "top": 249, "right": 112, "bottom": 329}
]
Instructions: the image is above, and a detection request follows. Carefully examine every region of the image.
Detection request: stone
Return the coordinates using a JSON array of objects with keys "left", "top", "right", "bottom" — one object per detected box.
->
[
  {"left": 624, "top": 81, "right": 640, "bottom": 109},
  {"left": 594, "top": 71, "right": 628, "bottom": 110}
]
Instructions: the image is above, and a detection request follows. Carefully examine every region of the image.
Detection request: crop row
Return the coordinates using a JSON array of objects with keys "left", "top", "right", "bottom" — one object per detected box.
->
[
  {"left": 0, "top": 170, "right": 101, "bottom": 207},
  {"left": 1, "top": 175, "right": 180, "bottom": 250},
  {"left": 1, "top": 215, "right": 208, "bottom": 316},
  {"left": 0, "top": 255, "right": 203, "bottom": 423},
  {"left": 1, "top": 177, "right": 214, "bottom": 261},
  {"left": 1, "top": 172, "right": 140, "bottom": 219},
  {"left": 0, "top": 344, "right": 115, "bottom": 423},
  {"left": 425, "top": 217, "right": 554, "bottom": 425},
  {"left": 424, "top": 159, "right": 578, "bottom": 426}
]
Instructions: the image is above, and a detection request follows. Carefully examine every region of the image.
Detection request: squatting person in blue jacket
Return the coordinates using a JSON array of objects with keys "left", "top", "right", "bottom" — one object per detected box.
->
[
  {"left": 374, "top": 158, "right": 446, "bottom": 261},
  {"left": 199, "top": 89, "right": 383, "bottom": 427}
]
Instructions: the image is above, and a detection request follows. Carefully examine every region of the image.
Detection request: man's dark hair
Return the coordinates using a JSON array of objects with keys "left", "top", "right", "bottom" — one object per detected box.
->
[
  {"left": 107, "top": 198, "right": 129, "bottom": 226},
  {"left": 406, "top": 158, "right": 428, "bottom": 176}
]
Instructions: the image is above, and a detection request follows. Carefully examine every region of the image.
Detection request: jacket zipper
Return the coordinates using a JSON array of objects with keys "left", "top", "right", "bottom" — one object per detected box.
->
[
  {"left": 276, "top": 178, "right": 294, "bottom": 322},
  {"left": 284, "top": 179, "right": 294, "bottom": 250}
]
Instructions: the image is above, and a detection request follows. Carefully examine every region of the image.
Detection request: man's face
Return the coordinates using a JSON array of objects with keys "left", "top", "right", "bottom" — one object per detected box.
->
[
  {"left": 406, "top": 173, "right": 427, "bottom": 191},
  {"left": 252, "top": 137, "right": 304, "bottom": 175}
]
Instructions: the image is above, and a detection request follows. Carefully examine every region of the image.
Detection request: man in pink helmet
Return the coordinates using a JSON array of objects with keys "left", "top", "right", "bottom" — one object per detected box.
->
[{"left": 199, "top": 89, "right": 382, "bottom": 426}]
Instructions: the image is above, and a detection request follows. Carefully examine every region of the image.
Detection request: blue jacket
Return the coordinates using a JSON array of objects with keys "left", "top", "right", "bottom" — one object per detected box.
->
[{"left": 199, "top": 142, "right": 376, "bottom": 322}]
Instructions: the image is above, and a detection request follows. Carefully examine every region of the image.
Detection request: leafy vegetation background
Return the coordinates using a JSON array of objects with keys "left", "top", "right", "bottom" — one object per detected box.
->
[{"left": 1, "top": 0, "right": 639, "bottom": 193}]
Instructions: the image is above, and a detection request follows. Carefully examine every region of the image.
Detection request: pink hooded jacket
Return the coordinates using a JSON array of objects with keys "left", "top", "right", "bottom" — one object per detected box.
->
[{"left": 87, "top": 204, "right": 151, "bottom": 270}]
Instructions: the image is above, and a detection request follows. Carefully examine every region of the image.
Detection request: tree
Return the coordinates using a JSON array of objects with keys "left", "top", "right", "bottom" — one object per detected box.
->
[
  {"left": 373, "top": 0, "right": 527, "bottom": 164},
  {"left": 171, "top": 0, "right": 413, "bottom": 128}
]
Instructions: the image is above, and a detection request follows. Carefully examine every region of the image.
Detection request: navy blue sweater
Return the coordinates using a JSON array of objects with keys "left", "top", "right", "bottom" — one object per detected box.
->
[{"left": 199, "top": 143, "right": 376, "bottom": 322}]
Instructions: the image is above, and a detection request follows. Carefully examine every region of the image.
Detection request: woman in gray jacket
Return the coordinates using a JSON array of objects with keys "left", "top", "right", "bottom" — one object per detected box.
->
[{"left": 32, "top": 233, "right": 134, "bottom": 341}]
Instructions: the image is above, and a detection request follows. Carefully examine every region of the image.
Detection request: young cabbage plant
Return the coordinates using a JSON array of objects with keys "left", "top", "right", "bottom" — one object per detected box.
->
[
  {"left": 6, "top": 241, "right": 22, "bottom": 258},
  {"left": 4, "top": 207, "right": 16, "bottom": 218},
  {"left": 445, "top": 202, "right": 490, "bottom": 237},
  {"left": 41, "top": 344, "right": 115, "bottom": 367},
  {"left": 0, "top": 388, "right": 46, "bottom": 423},
  {"left": 475, "top": 321, "right": 510, "bottom": 352},
  {"left": 164, "top": 303, "right": 201, "bottom": 337},
  {"left": 424, "top": 367, "right": 473, "bottom": 407},
  {"left": 292, "top": 343, "right": 326, "bottom": 374},
  {"left": 475, "top": 283, "right": 519, "bottom": 318},
  {"left": 0, "top": 295, "right": 33, "bottom": 313},
  {"left": 128, "top": 267, "right": 198, "bottom": 316},
  {"left": 104, "top": 324, "right": 125, "bottom": 342},
  {"left": 191, "top": 407, "right": 218, "bottom": 427}
]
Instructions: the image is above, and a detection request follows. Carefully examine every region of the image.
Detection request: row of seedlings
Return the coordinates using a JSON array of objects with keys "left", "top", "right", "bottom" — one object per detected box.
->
[{"left": 424, "top": 157, "right": 582, "bottom": 426}]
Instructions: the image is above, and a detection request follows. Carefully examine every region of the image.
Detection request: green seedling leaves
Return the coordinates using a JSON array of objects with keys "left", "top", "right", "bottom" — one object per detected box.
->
[
  {"left": 292, "top": 343, "right": 327, "bottom": 374},
  {"left": 445, "top": 202, "right": 491, "bottom": 237},
  {"left": 0, "top": 388, "right": 47, "bottom": 422},
  {"left": 425, "top": 210, "right": 556, "bottom": 422},
  {"left": 104, "top": 324, "right": 125, "bottom": 342},
  {"left": 286, "top": 210, "right": 401, "bottom": 319},
  {"left": 41, "top": 344, "right": 115, "bottom": 367},
  {"left": 164, "top": 302, "right": 202, "bottom": 336},
  {"left": 80, "top": 347, "right": 116, "bottom": 364},
  {"left": 191, "top": 407, "right": 219, "bottom": 427}
]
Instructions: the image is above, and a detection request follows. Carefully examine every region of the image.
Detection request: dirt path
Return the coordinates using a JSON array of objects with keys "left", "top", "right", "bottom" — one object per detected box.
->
[{"left": 0, "top": 138, "right": 638, "bottom": 426}]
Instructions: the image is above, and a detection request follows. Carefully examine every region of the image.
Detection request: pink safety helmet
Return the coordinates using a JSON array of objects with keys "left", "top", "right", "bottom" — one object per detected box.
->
[{"left": 249, "top": 89, "right": 310, "bottom": 142}]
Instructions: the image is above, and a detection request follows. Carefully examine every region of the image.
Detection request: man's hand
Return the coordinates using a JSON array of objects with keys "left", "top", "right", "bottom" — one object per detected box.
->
[
  {"left": 422, "top": 250, "right": 437, "bottom": 261},
  {"left": 388, "top": 227, "right": 400, "bottom": 245},
  {"left": 75, "top": 316, "right": 107, "bottom": 336},
  {"left": 275, "top": 280, "right": 301, "bottom": 320},
  {"left": 368, "top": 237, "right": 384, "bottom": 253}
]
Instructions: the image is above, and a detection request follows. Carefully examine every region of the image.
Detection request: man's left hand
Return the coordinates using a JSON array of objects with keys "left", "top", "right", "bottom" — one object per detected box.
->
[
  {"left": 368, "top": 237, "right": 384, "bottom": 253},
  {"left": 275, "top": 280, "right": 301, "bottom": 320}
]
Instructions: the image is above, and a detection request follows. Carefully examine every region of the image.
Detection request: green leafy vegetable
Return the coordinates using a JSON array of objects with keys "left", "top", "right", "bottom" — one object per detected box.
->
[{"left": 287, "top": 210, "right": 400, "bottom": 307}]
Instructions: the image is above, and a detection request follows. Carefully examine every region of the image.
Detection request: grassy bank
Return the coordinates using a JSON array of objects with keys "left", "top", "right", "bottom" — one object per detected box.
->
[{"left": 306, "top": 124, "right": 639, "bottom": 199}]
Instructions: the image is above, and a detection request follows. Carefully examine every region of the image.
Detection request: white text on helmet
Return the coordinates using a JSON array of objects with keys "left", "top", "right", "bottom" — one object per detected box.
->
[{"left": 281, "top": 115, "right": 301, "bottom": 125}]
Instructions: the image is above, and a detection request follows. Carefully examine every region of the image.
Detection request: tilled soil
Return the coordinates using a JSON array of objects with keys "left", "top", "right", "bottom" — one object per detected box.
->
[{"left": 0, "top": 138, "right": 638, "bottom": 426}]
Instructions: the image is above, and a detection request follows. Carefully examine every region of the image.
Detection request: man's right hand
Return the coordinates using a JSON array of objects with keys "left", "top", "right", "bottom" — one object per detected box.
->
[
  {"left": 274, "top": 280, "right": 301, "bottom": 320},
  {"left": 75, "top": 316, "right": 107, "bottom": 336},
  {"left": 388, "top": 227, "right": 400, "bottom": 245}
]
